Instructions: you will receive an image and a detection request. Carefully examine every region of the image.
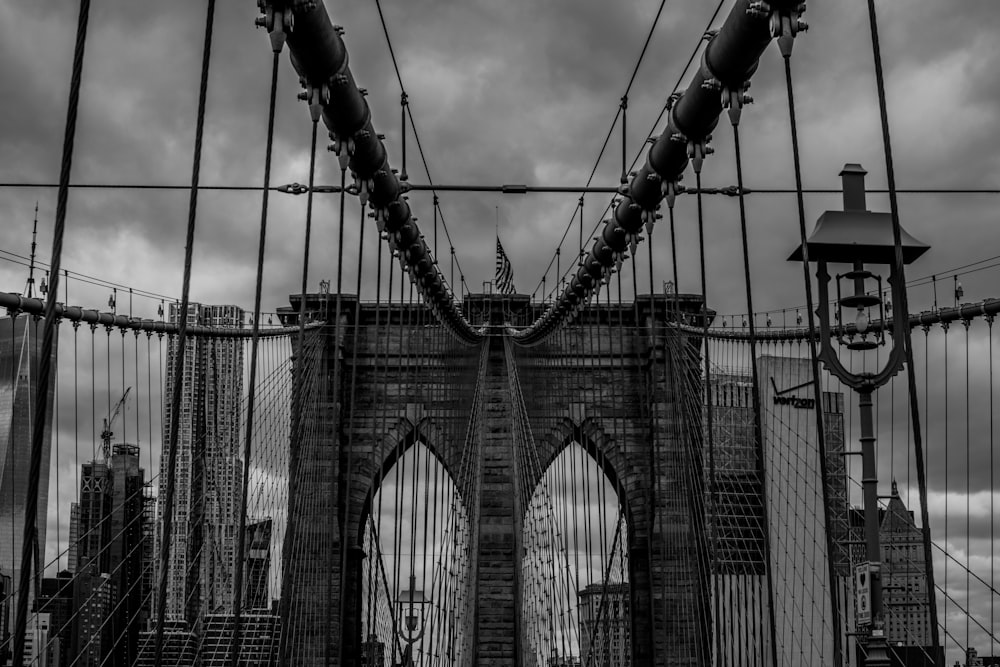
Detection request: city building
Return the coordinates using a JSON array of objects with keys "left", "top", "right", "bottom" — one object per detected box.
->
[
  {"left": 244, "top": 519, "right": 272, "bottom": 611},
  {"left": 881, "top": 482, "right": 934, "bottom": 647},
  {"left": 709, "top": 362, "right": 848, "bottom": 663},
  {"left": 134, "top": 619, "right": 197, "bottom": 667},
  {"left": 578, "top": 582, "right": 629, "bottom": 667},
  {"left": 67, "top": 444, "right": 149, "bottom": 665},
  {"left": 199, "top": 612, "right": 279, "bottom": 666},
  {"left": 22, "top": 612, "right": 52, "bottom": 667},
  {"left": 1, "top": 314, "right": 58, "bottom": 656},
  {"left": 32, "top": 570, "right": 74, "bottom": 667},
  {"left": 156, "top": 303, "right": 244, "bottom": 626},
  {"left": 0, "top": 567, "right": 11, "bottom": 666},
  {"left": 70, "top": 571, "right": 115, "bottom": 667},
  {"left": 140, "top": 483, "right": 156, "bottom": 628},
  {"left": 963, "top": 647, "right": 1000, "bottom": 666},
  {"left": 360, "top": 635, "right": 386, "bottom": 666},
  {"left": 847, "top": 483, "right": 941, "bottom": 666},
  {"left": 109, "top": 444, "right": 150, "bottom": 664}
]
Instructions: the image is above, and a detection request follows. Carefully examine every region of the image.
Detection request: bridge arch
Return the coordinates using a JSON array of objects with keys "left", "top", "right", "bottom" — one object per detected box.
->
[
  {"left": 355, "top": 415, "right": 465, "bottom": 542},
  {"left": 532, "top": 417, "right": 636, "bottom": 526},
  {"left": 353, "top": 417, "right": 473, "bottom": 665},
  {"left": 519, "top": 417, "right": 638, "bottom": 664}
]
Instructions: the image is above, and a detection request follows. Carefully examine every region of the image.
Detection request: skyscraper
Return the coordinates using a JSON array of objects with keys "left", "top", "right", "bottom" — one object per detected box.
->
[
  {"left": 0, "top": 314, "right": 57, "bottom": 660},
  {"left": 847, "top": 482, "right": 940, "bottom": 665},
  {"left": 156, "top": 303, "right": 244, "bottom": 626},
  {"left": 67, "top": 444, "right": 149, "bottom": 665},
  {"left": 710, "top": 358, "right": 849, "bottom": 664},
  {"left": 880, "top": 482, "right": 934, "bottom": 647}
]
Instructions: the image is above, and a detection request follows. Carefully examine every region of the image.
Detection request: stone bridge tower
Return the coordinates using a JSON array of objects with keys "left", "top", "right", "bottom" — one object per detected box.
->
[{"left": 277, "top": 293, "right": 711, "bottom": 667}]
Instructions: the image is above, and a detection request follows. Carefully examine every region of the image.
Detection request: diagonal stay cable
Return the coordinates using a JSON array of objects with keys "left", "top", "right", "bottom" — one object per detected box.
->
[
  {"left": 12, "top": 0, "right": 91, "bottom": 664},
  {"left": 531, "top": 0, "right": 727, "bottom": 298},
  {"left": 372, "top": 0, "right": 470, "bottom": 286}
]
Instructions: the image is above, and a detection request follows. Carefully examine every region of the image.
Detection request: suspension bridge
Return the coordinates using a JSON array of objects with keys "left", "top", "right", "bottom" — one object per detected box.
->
[{"left": 1, "top": 0, "right": 999, "bottom": 666}]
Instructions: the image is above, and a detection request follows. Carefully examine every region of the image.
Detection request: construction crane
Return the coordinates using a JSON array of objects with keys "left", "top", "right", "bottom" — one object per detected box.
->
[{"left": 100, "top": 387, "right": 131, "bottom": 461}]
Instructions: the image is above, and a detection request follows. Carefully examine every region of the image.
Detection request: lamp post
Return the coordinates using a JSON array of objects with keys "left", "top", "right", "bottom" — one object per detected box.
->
[
  {"left": 789, "top": 164, "right": 929, "bottom": 667},
  {"left": 395, "top": 576, "right": 430, "bottom": 667}
]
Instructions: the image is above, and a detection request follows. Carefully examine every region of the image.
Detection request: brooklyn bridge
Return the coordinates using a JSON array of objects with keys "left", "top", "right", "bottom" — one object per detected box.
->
[{"left": 1, "top": 1, "right": 998, "bottom": 666}]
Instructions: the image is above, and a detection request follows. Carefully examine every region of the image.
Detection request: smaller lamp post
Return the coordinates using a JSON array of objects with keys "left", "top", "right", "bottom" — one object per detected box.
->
[
  {"left": 395, "top": 576, "right": 430, "bottom": 667},
  {"left": 789, "top": 164, "right": 929, "bottom": 667}
]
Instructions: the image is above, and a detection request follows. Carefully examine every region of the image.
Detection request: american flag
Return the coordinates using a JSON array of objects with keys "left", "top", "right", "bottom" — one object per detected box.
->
[{"left": 495, "top": 238, "right": 516, "bottom": 295}]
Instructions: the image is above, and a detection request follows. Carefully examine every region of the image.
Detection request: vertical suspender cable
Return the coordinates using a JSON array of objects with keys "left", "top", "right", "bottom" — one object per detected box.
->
[
  {"left": 327, "top": 163, "right": 348, "bottom": 666},
  {"left": 154, "top": 1, "right": 214, "bottom": 662},
  {"left": 865, "top": 3, "right": 941, "bottom": 655},
  {"left": 731, "top": 121, "right": 779, "bottom": 667},
  {"left": 780, "top": 41, "right": 844, "bottom": 667},
  {"left": 231, "top": 46, "right": 280, "bottom": 667},
  {"left": 620, "top": 96, "right": 629, "bottom": 184},
  {"left": 693, "top": 170, "right": 720, "bottom": 662},
  {"left": 279, "top": 115, "right": 320, "bottom": 667}
]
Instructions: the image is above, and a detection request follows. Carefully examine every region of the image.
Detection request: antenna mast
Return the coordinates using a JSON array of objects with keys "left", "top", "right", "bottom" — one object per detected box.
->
[{"left": 25, "top": 202, "right": 38, "bottom": 298}]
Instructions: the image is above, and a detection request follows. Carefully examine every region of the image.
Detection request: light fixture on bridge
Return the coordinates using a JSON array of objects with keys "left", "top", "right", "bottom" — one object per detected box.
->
[
  {"left": 788, "top": 163, "right": 930, "bottom": 667},
  {"left": 788, "top": 163, "right": 928, "bottom": 353},
  {"left": 395, "top": 576, "right": 430, "bottom": 667}
]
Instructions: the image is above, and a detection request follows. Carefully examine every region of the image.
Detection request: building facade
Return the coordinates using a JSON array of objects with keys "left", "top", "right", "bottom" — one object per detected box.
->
[
  {"left": 32, "top": 571, "right": 73, "bottom": 667},
  {"left": 578, "top": 582, "right": 630, "bottom": 667},
  {"left": 709, "top": 362, "right": 848, "bottom": 664},
  {"left": 0, "top": 314, "right": 58, "bottom": 660},
  {"left": 847, "top": 482, "right": 939, "bottom": 665},
  {"left": 156, "top": 303, "right": 244, "bottom": 626},
  {"left": 243, "top": 519, "right": 272, "bottom": 611},
  {"left": 881, "top": 482, "right": 934, "bottom": 647},
  {"left": 66, "top": 445, "right": 149, "bottom": 665}
]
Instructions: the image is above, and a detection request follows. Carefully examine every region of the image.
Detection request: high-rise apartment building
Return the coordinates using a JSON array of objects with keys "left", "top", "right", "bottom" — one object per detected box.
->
[
  {"left": 157, "top": 303, "right": 244, "bottom": 626},
  {"left": 0, "top": 314, "right": 57, "bottom": 661},
  {"left": 578, "top": 582, "right": 630, "bottom": 667}
]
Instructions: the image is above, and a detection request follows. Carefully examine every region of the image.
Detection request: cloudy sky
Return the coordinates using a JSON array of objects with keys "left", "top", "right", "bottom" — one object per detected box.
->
[
  {"left": 2, "top": 1, "right": 998, "bottom": 319},
  {"left": 2, "top": 0, "right": 999, "bottom": 658}
]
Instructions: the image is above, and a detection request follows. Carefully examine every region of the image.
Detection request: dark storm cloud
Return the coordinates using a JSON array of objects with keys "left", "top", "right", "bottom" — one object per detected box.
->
[{"left": 4, "top": 0, "right": 1000, "bottom": 638}]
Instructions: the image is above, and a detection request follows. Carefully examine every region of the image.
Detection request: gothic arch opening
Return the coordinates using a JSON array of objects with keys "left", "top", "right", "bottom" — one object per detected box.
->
[
  {"left": 520, "top": 438, "right": 631, "bottom": 666},
  {"left": 358, "top": 438, "right": 471, "bottom": 666}
]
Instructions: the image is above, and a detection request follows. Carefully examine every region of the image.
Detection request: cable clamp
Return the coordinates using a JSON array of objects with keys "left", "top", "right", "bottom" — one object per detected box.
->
[
  {"left": 770, "top": 3, "right": 808, "bottom": 56},
  {"left": 328, "top": 133, "right": 356, "bottom": 160},
  {"left": 277, "top": 183, "right": 309, "bottom": 195},
  {"left": 255, "top": 0, "right": 292, "bottom": 53},
  {"left": 686, "top": 137, "right": 714, "bottom": 174},
  {"left": 296, "top": 81, "right": 325, "bottom": 122},
  {"left": 661, "top": 180, "right": 685, "bottom": 210},
  {"left": 353, "top": 177, "right": 374, "bottom": 207},
  {"left": 722, "top": 81, "right": 753, "bottom": 126}
]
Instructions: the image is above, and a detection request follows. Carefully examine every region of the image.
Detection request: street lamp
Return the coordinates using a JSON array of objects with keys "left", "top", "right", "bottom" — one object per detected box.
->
[
  {"left": 788, "top": 163, "right": 929, "bottom": 667},
  {"left": 395, "top": 576, "right": 430, "bottom": 667}
]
